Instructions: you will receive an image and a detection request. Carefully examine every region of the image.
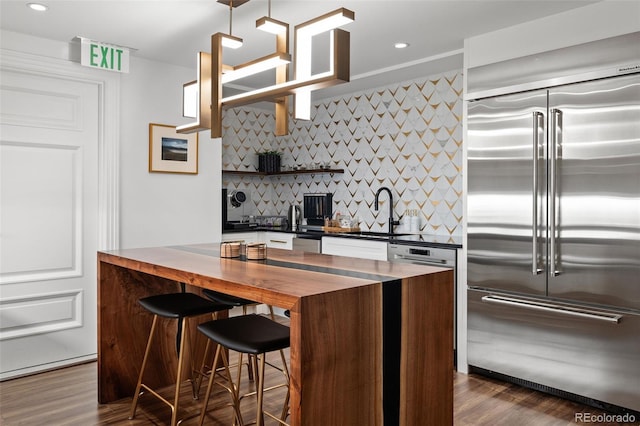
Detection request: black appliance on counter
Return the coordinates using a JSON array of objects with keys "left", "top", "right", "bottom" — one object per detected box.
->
[
  {"left": 303, "top": 193, "right": 332, "bottom": 226},
  {"left": 222, "top": 188, "right": 258, "bottom": 230}
]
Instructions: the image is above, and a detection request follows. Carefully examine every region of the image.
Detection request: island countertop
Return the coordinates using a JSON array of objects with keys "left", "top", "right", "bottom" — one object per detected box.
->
[{"left": 97, "top": 243, "right": 453, "bottom": 425}]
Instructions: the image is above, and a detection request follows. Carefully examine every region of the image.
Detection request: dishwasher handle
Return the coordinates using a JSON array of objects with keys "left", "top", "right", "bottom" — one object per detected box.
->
[{"left": 391, "top": 254, "right": 450, "bottom": 266}]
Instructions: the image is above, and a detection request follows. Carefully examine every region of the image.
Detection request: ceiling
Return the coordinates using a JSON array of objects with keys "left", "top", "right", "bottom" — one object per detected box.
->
[{"left": 1, "top": 0, "right": 601, "bottom": 99}]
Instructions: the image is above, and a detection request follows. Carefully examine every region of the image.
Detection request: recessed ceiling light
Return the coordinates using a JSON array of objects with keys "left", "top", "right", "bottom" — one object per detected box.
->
[
  {"left": 27, "top": 2, "right": 48, "bottom": 11},
  {"left": 394, "top": 42, "right": 409, "bottom": 49}
]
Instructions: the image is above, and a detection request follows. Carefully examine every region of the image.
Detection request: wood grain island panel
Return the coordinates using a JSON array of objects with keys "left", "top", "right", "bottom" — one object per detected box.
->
[{"left": 97, "top": 243, "right": 453, "bottom": 425}]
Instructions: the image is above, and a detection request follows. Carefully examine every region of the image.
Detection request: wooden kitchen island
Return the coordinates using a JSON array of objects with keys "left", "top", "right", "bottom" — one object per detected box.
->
[{"left": 97, "top": 243, "right": 453, "bottom": 425}]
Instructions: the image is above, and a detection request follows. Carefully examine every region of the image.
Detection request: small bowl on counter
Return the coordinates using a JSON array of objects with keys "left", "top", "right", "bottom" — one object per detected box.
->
[{"left": 220, "top": 241, "right": 241, "bottom": 258}]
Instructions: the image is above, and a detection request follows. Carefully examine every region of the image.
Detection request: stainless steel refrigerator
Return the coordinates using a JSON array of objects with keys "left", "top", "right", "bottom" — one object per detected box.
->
[{"left": 467, "top": 71, "right": 640, "bottom": 412}]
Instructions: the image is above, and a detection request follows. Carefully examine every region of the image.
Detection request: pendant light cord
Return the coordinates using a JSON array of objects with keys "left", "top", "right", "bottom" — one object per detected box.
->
[{"left": 229, "top": 0, "right": 234, "bottom": 36}]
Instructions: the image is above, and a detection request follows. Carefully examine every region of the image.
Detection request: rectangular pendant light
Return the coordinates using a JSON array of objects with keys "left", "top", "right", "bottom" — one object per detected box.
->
[
  {"left": 296, "top": 7, "right": 354, "bottom": 37},
  {"left": 256, "top": 16, "right": 288, "bottom": 34},
  {"left": 221, "top": 33, "right": 243, "bottom": 49},
  {"left": 294, "top": 8, "right": 354, "bottom": 120},
  {"left": 182, "top": 80, "right": 198, "bottom": 118},
  {"left": 189, "top": 6, "right": 353, "bottom": 137},
  {"left": 177, "top": 51, "right": 212, "bottom": 134},
  {"left": 222, "top": 52, "right": 291, "bottom": 84}
]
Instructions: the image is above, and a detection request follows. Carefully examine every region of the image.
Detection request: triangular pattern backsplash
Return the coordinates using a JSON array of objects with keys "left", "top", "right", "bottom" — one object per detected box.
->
[{"left": 222, "top": 69, "right": 463, "bottom": 237}]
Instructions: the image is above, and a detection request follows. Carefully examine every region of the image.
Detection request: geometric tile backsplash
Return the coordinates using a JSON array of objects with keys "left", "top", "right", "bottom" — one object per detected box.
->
[{"left": 222, "top": 69, "right": 463, "bottom": 237}]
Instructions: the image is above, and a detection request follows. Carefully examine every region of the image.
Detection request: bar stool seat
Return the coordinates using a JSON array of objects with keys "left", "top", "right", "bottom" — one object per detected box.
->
[
  {"left": 202, "top": 288, "right": 255, "bottom": 308},
  {"left": 129, "top": 292, "right": 231, "bottom": 426},
  {"left": 200, "top": 289, "right": 283, "bottom": 394},
  {"left": 138, "top": 292, "right": 226, "bottom": 318},
  {"left": 198, "top": 314, "right": 291, "bottom": 426},
  {"left": 200, "top": 314, "right": 290, "bottom": 355},
  {"left": 199, "top": 288, "right": 259, "bottom": 385}
]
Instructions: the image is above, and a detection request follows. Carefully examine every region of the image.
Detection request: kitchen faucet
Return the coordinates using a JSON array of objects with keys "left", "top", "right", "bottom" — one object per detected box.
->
[{"left": 374, "top": 187, "right": 400, "bottom": 234}]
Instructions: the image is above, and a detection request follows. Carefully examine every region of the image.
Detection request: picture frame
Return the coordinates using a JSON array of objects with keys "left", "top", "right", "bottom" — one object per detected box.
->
[{"left": 148, "top": 123, "right": 198, "bottom": 174}]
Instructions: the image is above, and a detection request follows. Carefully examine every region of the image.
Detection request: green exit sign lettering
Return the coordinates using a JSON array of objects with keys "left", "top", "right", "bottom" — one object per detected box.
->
[{"left": 80, "top": 38, "right": 130, "bottom": 73}]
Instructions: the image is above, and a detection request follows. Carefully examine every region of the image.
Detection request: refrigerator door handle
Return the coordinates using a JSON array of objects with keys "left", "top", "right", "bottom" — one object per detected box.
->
[
  {"left": 532, "top": 112, "right": 544, "bottom": 275},
  {"left": 481, "top": 295, "right": 622, "bottom": 323},
  {"left": 550, "top": 108, "right": 563, "bottom": 277}
]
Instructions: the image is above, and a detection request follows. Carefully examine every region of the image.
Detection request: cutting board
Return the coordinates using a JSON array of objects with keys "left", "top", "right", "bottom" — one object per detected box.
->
[{"left": 322, "top": 226, "right": 361, "bottom": 233}]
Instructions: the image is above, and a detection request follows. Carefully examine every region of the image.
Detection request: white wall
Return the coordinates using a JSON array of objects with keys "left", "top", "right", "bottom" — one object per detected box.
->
[
  {"left": 119, "top": 57, "right": 221, "bottom": 249},
  {"left": 0, "top": 30, "right": 222, "bottom": 250},
  {"left": 465, "top": 1, "right": 640, "bottom": 68}
]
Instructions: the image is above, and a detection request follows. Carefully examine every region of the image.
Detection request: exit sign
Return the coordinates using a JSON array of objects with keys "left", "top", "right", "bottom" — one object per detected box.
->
[{"left": 80, "top": 38, "right": 130, "bottom": 73}]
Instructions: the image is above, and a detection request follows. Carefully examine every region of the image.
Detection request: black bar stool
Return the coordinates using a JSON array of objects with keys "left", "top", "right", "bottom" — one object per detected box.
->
[
  {"left": 200, "top": 289, "right": 284, "bottom": 385},
  {"left": 199, "top": 289, "right": 287, "bottom": 403},
  {"left": 202, "top": 288, "right": 283, "bottom": 324},
  {"left": 202, "top": 288, "right": 257, "bottom": 315},
  {"left": 197, "top": 314, "right": 291, "bottom": 426},
  {"left": 199, "top": 289, "right": 259, "bottom": 384},
  {"left": 128, "top": 292, "right": 231, "bottom": 426}
]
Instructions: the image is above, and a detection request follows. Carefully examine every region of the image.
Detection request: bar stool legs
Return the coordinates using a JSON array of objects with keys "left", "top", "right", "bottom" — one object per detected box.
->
[
  {"left": 129, "top": 316, "right": 193, "bottom": 425},
  {"left": 197, "top": 343, "right": 243, "bottom": 426},
  {"left": 194, "top": 304, "right": 255, "bottom": 396},
  {"left": 129, "top": 315, "right": 159, "bottom": 422},
  {"left": 197, "top": 314, "right": 291, "bottom": 426},
  {"left": 256, "top": 351, "right": 290, "bottom": 426},
  {"left": 127, "top": 292, "right": 230, "bottom": 426},
  {"left": 198, "top": 345, "right": 290, "bottom": 426}
]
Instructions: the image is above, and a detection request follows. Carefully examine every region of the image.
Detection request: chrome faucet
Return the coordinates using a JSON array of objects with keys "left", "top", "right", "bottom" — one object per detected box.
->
[{"left": 374, "top": 187, "right": 400, "bottom": 235}]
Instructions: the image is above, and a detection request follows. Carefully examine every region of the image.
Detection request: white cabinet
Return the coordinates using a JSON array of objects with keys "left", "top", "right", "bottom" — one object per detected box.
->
[
  {"left": 321, "top": 236, "right": 388, "bottom": 261},
  {"left": 263, "top": 232, "right": 295, "bottom": 250},
  {"left": 222, "top": 231, "right": 295, "bottom": 250},
  {"left": 221, "top": 231, "right": 259, "bottom": 243},
  {"left": 223, "top": 233, "right": 385, "bottom": 258}
]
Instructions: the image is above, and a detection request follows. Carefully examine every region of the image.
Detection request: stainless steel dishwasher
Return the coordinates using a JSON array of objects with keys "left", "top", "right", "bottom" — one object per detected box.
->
[
  {"left": 387, "top": 244, "right": 456, "bottom": 269},
  {"left": 387, "top": 243, "right": 457, "bottom": 364},
  {"left": 292, "top": 235, "right": 321, "bottom": 253}
]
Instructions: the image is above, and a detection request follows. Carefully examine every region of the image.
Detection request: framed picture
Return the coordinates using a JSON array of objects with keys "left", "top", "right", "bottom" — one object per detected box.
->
[{"left": 148, "top": 123, "right": 198, "bottom": 174}]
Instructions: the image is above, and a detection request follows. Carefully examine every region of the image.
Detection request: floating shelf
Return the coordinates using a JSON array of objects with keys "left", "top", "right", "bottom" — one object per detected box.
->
[{"left": 222, "top": 168, "right": 344, "bottom": 176}]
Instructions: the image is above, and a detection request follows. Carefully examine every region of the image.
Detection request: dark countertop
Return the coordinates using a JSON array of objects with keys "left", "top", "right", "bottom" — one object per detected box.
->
[{"left": 223, "top": 226, "right": 462, "bottom": 249}]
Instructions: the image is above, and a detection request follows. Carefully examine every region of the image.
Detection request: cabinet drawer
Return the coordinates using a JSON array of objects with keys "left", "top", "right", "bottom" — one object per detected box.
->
[
  {"left": 221, "top": 232, "right": 259, "bottom": 244},
  {"left": 264, "top": 232, "right": 294, "bottom": 250},
  {"left": 321, "top": 237, "right": 387, "bottom": 260},
  {"left": 468, "top": 289, "right": 640, "bottom": 411}
]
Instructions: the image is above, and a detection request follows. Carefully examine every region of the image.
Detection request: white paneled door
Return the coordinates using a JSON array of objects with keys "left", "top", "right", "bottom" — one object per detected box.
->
[{"left": 0, "top": 68, "right": 99, "bottom": 379}]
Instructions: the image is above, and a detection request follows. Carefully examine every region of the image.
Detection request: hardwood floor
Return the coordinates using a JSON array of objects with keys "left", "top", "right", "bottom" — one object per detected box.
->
[{"left": 1, "top": 359, "right": 636, "bottom": 426}]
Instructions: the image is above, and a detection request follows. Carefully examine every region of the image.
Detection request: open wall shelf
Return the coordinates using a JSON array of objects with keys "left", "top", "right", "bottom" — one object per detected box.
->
[{"left": 222, "top": 169, "right": 344, "bottom": 177}]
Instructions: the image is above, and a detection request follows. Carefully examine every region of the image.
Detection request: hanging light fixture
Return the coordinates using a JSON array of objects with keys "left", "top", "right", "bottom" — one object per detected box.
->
[
  {"left": 294, "top": 7, "right": 354, "bottom": 120},
  {"left": 295, "top": 7, "right": 355, "bottom": 37},
  {"left": 256, "top": 0, "right": 288, "bottom": 35},
  {"left": 219, "top": 0, "right": 243, "bottom": 49},
  {"left": 255, "top": 0, "right": 290, "bottom": 135},
  {"left": 177, "top": 2, "right": 354, "bottom": 138},
  {"left": 217, "top": 0, "right": 291, "bottom": 88},
  {"left": 221, "top": 52, "right": 290, "bottom": 84}
]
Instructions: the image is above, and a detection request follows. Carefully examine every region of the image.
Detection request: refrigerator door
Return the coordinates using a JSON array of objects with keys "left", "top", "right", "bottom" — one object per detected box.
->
[
  {"left": 468, "top": 289, "right": 640, "bottom": 411},
  {"left": 468, "top": 90, "right": 548, "bottom": 295},
  {"left": 547, "top": 74, "right": 640, "bottom": 310}
]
